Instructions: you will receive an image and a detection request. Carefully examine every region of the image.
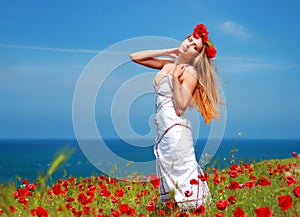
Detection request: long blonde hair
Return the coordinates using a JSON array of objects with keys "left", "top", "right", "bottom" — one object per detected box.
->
[{"left": 189, "top": 43, "right": 220, "bottom": 124}]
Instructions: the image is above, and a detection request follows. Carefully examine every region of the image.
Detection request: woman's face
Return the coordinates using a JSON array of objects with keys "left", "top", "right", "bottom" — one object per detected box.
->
[{"left": 179, "top": 35, "right": 203, "bottom": 60}]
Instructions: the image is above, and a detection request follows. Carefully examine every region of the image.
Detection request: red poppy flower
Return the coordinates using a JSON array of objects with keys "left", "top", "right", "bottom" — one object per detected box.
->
[
  {"left": 250, "top": 174, "right": 257, "bottom": 181},
  {"left": 213, "top": 174, "right": 221, "bottom": 185},
  {"left": 215, "top": 212, "right": 223, "bottom": 217},
  {"left": 243, "top": 162, "right": 251, "bottom": 168},
  {"left": 119, "top": 204, "right": 135, "bottom": 216},
  {"left": 216, "top": 200, "right": 229, "bottom": 210},
  {"left": 227, "top": 181, "right": 239, "bottom": 190},
  {"left": 65, "top": 197, "right": 75, "bottom": 202},
  {"left": 18, "top": 197, "right": 28, "bottom": 207},
  {"left": 83, "top": 206, "right": 91, "bottom": 215},
  {"left": 22, "top": 179, "right": 29, "bottom": 185},
  {"left": 245, "top": 181, "right": 255, "bottom": 189},
  {"left": 157, "top": 209, "right": 164, "bottom": 215},
  {"left": 205, "top": 45, "right": 217, "bottom": 59},
  {"left": 14, "top": 191, "right": 19, "bottom": 199},
  {"left": 293, "top": 186, "right": 300, "bottom": 198},
  {"left": 9, "top": 206, "right": 16, "bottom": 213},
  {"left": 88, "top": 185, "right": 97, "bottom": 192},
  {"left": 192, "top": 205, "right": 205, "bottom": 215},
  {"left": 77, "top": 192, "right": 90, "bottom": 205},
  {"left": 198, "top": 173, "right": 208, "bottom": 181},
  {"left": 228, "top": 170, "right": 239, "bottom": 178},
  {"left": 166, "top": 200, "right": 174, "bottom": 209},
  {"left": 119, "top": 204, "right": 129, "bottom": 213},
  {"left": 98, "top": 182, "right": 106, "bottom": 189},
  {"left": 32, "top": 206, "right": 48, "bottom": 217},
  {"left": 278, "top": 195, "right": 293, "bottom": 211},
  {"left": 257, "top": 177, "right": 271, "bottom": 186},
  {"left": 65, "top": 204, "right": 72, "bottom": 210},
  {"left": 112, "top": 210, "right": 121, "bottom": 217},
  {"left": 190, "top": 179, "right": 199, "bottom": 185},
  {"left": 52, "top": 184, "right": 64, "bottom": 195},
  {"left": 27, "top": 183, "right": 36, "bottom": 191},
  {"left": 126, "top": 207, "right": 135, "bottom": 216},
  {"left": 99, "top": 189, "right": 111, "bottom": 197},
  {"left": 111, "top": 197, "right": 119, "bottom": 203},
  {"left": 285, "top": 176, "right": 298, "bottom": 186},
  {"left": 292, "top": 152, "right": 297, "bottom": 158},
  {"left": 184, "top": 190, "right": 193, "bottom": 197},
  {"left": 150, "top": 174, "right": 160, "bottom": 188},
  {"left": 234, "top": 206, "right": 246, "bottom": 217},
  {"left": 114, "top": 188, "right": 124, "bottom": 197},
  {"left": 176, "top": 212, "right": 190, "bottom": 217},
  {"left": 146, "top": 201, "right": 155, "bottom": 212},
  {"left": 254, "top": 207, "right": 272, "bottom": 217},
  {"left": 228, "top": 195, "right": 236, "bottom": 204},
  {"left": 193, "top": 24, "right": 208, "bottom": 43}
]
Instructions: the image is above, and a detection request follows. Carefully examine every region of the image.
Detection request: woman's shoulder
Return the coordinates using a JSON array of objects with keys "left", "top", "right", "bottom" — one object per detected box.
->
[{"left": 185, "top": 65, "right": 198, "bottom": 78}]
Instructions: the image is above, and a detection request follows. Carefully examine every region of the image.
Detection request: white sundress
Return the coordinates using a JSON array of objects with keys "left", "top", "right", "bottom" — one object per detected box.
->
[{"left": 153, "top": 63, "right": 211, "bottom": 209}]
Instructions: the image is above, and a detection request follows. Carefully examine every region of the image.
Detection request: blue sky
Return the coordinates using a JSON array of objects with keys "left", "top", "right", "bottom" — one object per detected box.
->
[{"left": 0, "top": 0, "right": 299, "bottom": 139}]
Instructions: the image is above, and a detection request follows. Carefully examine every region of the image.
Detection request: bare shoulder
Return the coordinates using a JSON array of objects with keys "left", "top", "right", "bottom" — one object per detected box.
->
[{"left": 184, "top": 65, "right": 198, "bottom": 81}]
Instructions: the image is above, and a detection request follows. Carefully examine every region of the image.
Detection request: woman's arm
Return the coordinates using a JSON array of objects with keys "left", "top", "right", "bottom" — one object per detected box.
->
[
  {"left": 172, "top": 65, "right": 198, "bottom": 116},
  {"left": 130, "top": 48, "right": 179, "bottom": 69}
]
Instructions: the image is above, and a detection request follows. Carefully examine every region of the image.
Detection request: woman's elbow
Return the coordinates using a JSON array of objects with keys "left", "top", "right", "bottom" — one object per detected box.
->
[
  {"left": 130, "top": 53, "right": 136, "bottom": 62},
  {"left": 175, "top": 108, "right": 184, "bottom": 116},
  {"left": 130, "top": 53, "right": 141, "bottom": 63}
]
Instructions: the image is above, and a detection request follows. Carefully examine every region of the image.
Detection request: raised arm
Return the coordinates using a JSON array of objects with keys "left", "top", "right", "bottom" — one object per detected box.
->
[{"left": 130, "top": 48, "right": 179, "bottom": 69}]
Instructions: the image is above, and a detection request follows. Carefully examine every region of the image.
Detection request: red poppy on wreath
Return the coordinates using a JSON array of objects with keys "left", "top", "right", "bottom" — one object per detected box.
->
[
  {"left": 205, "top": 43, "right": 217, "bottom": 59},
  {"left": 192, "top": 23, "right": 217, "bottom": 59},
  {"left": 193, "top": 24, "right": 208, "bottom": 43}
]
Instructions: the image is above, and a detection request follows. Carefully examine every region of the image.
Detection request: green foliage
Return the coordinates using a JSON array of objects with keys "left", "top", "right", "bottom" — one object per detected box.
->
[{"left": 0, "top": 147, "right": 299, "bottom": 217}]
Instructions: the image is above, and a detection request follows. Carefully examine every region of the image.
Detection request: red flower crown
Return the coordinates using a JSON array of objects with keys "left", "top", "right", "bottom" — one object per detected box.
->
[{"left": 193, "top": 24, "right": 217, "bottom": 59}]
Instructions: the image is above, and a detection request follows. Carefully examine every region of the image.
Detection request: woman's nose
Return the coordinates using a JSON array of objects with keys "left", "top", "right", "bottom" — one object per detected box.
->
[{"left": 187, "top": 40, "right": 193, "bottom": 47}]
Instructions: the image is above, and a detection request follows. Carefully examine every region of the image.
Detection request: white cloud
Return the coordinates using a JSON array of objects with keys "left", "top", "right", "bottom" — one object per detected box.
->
[
  {"left": 0, "top": 44, "right": 128, "bottom": 55},
  {"left": 220, "top": 21, "right": 252, "bottom": 39},
  {"left": 217, "top": 55, "right": 274, "bottom": 74}
]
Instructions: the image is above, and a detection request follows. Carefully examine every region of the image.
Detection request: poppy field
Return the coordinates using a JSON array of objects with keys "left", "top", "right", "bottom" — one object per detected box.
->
[{"left": 0, "top": 150, "right": 299, "bottom": 217}]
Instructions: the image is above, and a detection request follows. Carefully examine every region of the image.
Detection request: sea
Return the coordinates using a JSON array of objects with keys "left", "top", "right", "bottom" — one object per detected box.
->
[{"left": 0, "top": 139, "right": 299, "bottom": 184}]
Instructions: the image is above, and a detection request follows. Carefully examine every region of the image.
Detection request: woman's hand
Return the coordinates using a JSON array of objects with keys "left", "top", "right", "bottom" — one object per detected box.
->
[{"left": 173, "top": 64, "right": 187, "bottom": 82}]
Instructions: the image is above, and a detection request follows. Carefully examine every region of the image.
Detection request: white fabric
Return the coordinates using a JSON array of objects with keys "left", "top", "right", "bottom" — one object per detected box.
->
[{"left": 153, "top": 63, "right": 211, "bottom": 209}]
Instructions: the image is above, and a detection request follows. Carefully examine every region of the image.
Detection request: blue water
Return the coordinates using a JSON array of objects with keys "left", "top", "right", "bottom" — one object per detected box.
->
[{"left": 0, "top": 139, "right": 299, "bottom": 184}]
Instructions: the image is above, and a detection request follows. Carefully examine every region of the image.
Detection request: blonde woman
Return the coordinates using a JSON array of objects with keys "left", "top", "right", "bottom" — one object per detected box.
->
[{"left": 130, "top": 24, "right": 220, "bottom": 209}]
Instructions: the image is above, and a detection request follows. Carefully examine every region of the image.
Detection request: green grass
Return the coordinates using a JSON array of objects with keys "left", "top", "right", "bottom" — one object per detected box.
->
[{"left": 0, "top": 151, "right": 299, "bottom": 217}]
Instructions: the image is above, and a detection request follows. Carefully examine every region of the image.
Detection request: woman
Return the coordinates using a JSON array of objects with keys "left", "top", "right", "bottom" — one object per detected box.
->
[{"left": 130, "top": 24, "right": 220, "bottom": 209}]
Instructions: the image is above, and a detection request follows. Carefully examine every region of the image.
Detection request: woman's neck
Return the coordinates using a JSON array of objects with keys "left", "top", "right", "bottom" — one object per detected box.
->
[{"left": 175, "top": 55, "right": 190, "bottom": 65}]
